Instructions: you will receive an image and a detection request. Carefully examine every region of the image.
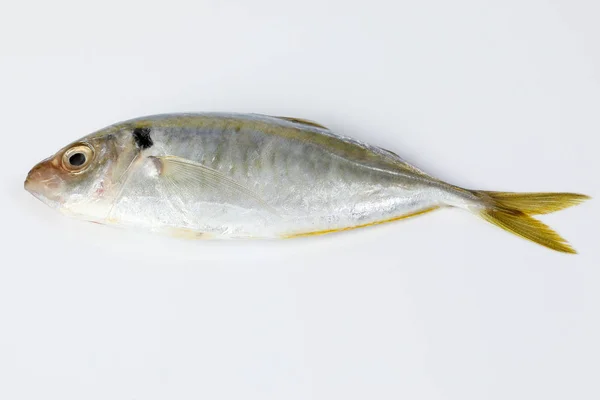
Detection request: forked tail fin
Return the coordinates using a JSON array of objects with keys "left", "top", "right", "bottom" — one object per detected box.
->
[{"left": 475, "top": 191, "right": 590, "bottom": 254}]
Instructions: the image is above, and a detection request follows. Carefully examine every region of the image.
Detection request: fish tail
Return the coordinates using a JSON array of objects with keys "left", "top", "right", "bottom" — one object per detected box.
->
[{"left": 473, "top": 191, "right": 590, "bottom": 254}]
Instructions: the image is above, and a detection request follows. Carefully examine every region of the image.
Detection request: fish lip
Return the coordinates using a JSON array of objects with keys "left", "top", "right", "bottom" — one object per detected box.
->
[
  {"left": 24, "top": 172, "right": 46, "bottom": 201},
  {"left": 24, "top": 177, "right": 62, "bottom": 210},
  {"left": 24, "top": 168, "right": 39, "bottom": 193},
  {"left": 25, "top": 185, "right": 44, "bottom": 201}
]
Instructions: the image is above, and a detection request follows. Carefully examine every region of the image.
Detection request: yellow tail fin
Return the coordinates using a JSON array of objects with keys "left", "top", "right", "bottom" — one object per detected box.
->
[{"left": 476, "top": 191, "right": 589, "bottom": 254}]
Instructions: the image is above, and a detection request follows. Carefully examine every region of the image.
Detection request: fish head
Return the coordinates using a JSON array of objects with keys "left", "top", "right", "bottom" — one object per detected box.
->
[{"left": 25, "top": 128, "right": 134, "bottom": 221}]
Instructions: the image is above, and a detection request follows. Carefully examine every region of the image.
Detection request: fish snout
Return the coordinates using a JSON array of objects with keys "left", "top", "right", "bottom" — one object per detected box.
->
[{"left": 24, "top": 157, "right": 64, "bottom": 202}]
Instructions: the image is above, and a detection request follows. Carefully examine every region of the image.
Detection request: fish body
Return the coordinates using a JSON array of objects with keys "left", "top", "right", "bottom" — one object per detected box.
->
[{"left": 25, "top": 113, "right": 588, "bottom": 252}]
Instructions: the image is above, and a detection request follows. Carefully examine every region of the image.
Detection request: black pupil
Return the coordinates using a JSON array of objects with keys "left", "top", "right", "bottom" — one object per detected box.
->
[{"left": 69, "top": 153, "right": 86, "bottom": 167}]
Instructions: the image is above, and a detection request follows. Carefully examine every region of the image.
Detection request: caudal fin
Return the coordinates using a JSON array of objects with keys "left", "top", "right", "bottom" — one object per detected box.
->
[{"left": 475, "top": 191, "right": 589, "bottom": 254}]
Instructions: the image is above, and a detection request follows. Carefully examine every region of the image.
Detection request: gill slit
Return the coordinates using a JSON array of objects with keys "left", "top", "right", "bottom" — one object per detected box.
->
[{"left": 105, "top": 152, "right": 141, "bottom": 221}]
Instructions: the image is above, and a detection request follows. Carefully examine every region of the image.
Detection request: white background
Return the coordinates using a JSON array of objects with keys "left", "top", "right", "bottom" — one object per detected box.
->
[{"left": 1, "top": 1, "right": 598, "bottom": 399}]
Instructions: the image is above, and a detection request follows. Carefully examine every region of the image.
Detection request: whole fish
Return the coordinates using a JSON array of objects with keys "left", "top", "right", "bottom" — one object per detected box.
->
[{"left": 25, "top": 113, "right": 588, "bottom": 253}]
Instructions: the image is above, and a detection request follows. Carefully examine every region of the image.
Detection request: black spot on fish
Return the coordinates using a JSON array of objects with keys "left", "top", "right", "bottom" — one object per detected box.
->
[{"left": 133, "top": 127, "right": 153, "bottom": 149}]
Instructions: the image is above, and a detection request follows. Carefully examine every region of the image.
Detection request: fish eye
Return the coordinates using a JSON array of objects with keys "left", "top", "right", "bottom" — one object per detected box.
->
[
  {"left": 62, "top": 144, "right": 94, "bottom": 172},
  {"left": 69, "top": 152, "right": 86, "bottom": 166}
]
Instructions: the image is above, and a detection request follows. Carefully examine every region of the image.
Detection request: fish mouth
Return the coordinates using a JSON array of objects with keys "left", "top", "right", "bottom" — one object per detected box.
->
[
  {"left": 24, "top": 167, "right": 42, "bottom": 194},
  {"left": 24, "top": 157, "right": 64, "bottom": 206},
  {"left": 25, "top": 182, "right": 50, "bottom": 204},
  {"left": 24, "top": 171, "right": 50, "bottom": 204}
]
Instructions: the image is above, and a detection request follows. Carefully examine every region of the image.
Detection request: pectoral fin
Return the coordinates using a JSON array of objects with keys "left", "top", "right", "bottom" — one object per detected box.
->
[{"left": 150, "top": 155, "right": 277, "bottom": 214}]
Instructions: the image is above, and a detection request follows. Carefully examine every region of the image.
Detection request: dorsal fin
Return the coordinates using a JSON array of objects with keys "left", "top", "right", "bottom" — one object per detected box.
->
[
  {"left": 377, "top": 146, "right": 437, "bottom": 179},
  {"left": 273, "top": 116, "right": 329, "bottom": 130}
]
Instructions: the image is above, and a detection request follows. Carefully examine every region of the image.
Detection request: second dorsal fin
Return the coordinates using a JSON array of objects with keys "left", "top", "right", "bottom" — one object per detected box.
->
[{"left": 273, "top": 116, "right": 329, "bottom": 130}]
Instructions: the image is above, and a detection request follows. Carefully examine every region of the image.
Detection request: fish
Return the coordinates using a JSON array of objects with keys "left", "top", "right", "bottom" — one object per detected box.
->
[{"left": 24, "top": 113, "right": 589, "bottom": 253}]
